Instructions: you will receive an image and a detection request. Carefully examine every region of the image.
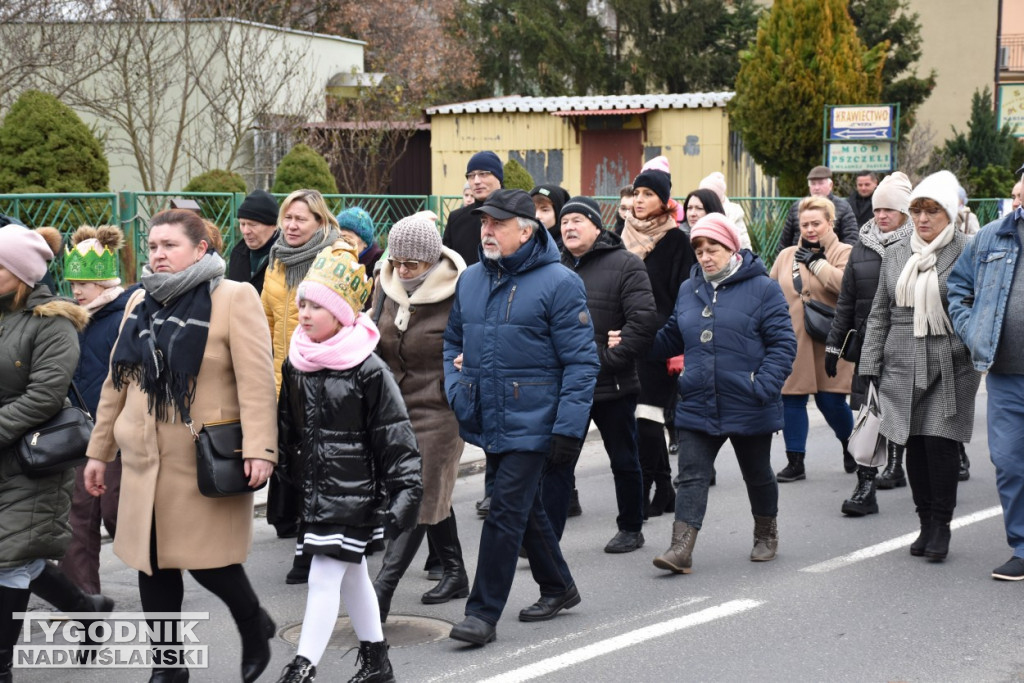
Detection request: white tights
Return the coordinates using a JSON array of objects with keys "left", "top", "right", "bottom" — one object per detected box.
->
[{"left": 296, "top": 554, "right": 383, "bottom": 666}]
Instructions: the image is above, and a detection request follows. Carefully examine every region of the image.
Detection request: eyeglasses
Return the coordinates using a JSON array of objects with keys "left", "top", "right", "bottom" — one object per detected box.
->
[
  {"left": 388, "top": 258, "right": 423, "bottom": 270},
  {"left": 909, "top": 207, "right": 944, "bottom": 217},
  {"left": 465, "top": 171, "right": 494, "bottom": 181}
]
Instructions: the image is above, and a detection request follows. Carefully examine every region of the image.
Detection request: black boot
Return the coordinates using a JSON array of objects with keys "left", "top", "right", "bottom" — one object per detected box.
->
[
  {"left": 286, "top": 548, "right": 311, "bottom": 585},
  {"left": 1, "top": 586, "right": 31, "bottom": 683},
  {"left": 348, "top": 640, "right": 395, "bottom": 683},
  {"left": 910, "top": 512, "right": 931, "bottom": 557},
  {"left": 840, "top": 439, "right": 857, "bottom": 474},
  {"left": 29, "top": 562, "right": 114, "bottom": 658},
  {"left": 238, "top": 606, "right": 276, "bottom": 683},
  {"left": 876, "top": 442, "right": 906, "bottom": 489},
  {"left": 276, "top": 655, "right": 316, "bottom": 683},
  {"left": 958, "top": 443, "right": 970, "bottom": 482},
  {"left": 567, "top": 488, "right": 583, "bottom": 517},
  {"left": 149, "top": 669, "right": 189, "bottom": 682},
  {"left": 841, "top": 466, "right": 879, "bottom": 517},
  {"left": 647, "top": 478, "right": 675, "bottom": 518},
  {"left": 421, "top": 515, "right": 469, "bottom": 605},
  {"left": 776, "top": 452, "right": 806, "bottom": 482},
  {"left": 373, "top": 524, "right": 426, "bottom": 622},
  {"left": 924, "top": 516, "right": 952, "bottom": 562}
]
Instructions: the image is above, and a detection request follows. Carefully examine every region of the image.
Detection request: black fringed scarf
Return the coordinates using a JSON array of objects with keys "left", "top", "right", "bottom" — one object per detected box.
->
[{"left": 110, "top": 253, "right": 224, "bottom": 421}]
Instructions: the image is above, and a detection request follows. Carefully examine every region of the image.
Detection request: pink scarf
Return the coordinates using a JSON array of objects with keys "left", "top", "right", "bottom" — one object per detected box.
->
[{"left": 288, "top": 312, "right": 381, "bottom": 372}]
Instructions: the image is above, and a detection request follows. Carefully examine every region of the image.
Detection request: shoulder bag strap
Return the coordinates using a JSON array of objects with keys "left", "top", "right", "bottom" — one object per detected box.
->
[
  {"left": 68, "top": 381, "right": 92, "bottom": 420},
  {"left": 791, "top": 258, "right": 804, "bottom": 298},
  {"left": 372, "top": 289, "right": 388, "bottom": 327}
]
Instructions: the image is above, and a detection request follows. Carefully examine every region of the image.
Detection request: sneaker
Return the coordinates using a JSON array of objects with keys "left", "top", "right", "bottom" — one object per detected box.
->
[{"left": 992, "top": 556, "right": 1024, "bottom": 581}]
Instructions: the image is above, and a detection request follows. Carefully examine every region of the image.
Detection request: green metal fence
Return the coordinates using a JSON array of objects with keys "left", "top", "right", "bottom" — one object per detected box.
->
[{"left": 1, "top": 192, "right": 1009, "bottom": 285}]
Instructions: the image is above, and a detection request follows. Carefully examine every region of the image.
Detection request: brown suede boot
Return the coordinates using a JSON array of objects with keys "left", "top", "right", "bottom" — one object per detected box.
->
[
  {"left": 750, "top": 515, "right": 778, "bottom": 562},
  {"left": 653, "top": 521, "right": 698, "bottom": 574}
]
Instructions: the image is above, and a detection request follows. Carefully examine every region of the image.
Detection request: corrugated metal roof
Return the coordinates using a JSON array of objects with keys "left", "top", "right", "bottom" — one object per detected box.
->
[
  {"left": 551, "top": 108, "right": 652, "bottom": 116},
  {"left": 425, "top": 93, "right": 733, "bottom": 116}
]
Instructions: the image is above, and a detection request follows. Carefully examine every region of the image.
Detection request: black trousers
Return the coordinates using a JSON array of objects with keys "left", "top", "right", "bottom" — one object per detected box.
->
[{"left": 905, "top": 435, "right": 961, "bottom": 523}]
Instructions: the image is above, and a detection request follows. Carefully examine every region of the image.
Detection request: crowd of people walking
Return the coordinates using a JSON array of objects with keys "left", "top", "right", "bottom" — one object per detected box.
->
[{"left": 1, "top": 151, "right": 1021, "bottom": 683}]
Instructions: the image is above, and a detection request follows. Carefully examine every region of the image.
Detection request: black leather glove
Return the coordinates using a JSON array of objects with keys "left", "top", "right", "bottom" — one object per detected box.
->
[
  {"left": 795, "top": 245, "right": 825, "bottom": 266},
  {"left": 548, "top": 435, "right": 582, "bottom": 467},
  {"left": 824, "top": 349, "right": 840, "bottom": 378}
]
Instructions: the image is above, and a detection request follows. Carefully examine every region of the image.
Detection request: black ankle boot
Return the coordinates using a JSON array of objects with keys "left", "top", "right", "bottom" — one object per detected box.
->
[
  {"left": 421, "top": 515, "right": 469, "bottom": 605},
  {"left": 924, "top": 521, "right": 951, "bottom": 562},
  {"left": 776, "top": 452, "right": 806, "bottom": 482},
  {"left": 910, "top": 513, "right": 931, "bottom": 556},
  {"left": 647, "top": 480, "right": 675, "bottom": 518},
  {"left": 877, "top": 442, "right": 906, "bottom": 489},
  {"left": 149, "top": 668, "right": 189, "bottom": 682},
  {"left": 958, "top": 443, "right": 970, "bottom": 482},
  {"left": 841, "top": 466, "right": 879, "bottom": 516},
  {"left": 349, "top": 640, "right": 394, "bottom": 683},
  {"left": 238, "top": 606, "right": 276, "bottom": 683},
  {"left": 373, "top": 525, "right": 427, "bottom": 622},
  {"left": 286, "top": 550, "right": 311, "bottom": 585},
  {"left": 276, "top": 655, "right": 316, "bottom": 683},
  {"left": 567, "top": 488, "right": 583, "bottom": 517}
]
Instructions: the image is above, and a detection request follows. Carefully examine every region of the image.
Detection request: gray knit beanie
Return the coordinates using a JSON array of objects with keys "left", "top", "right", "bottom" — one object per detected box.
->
[{"left": 388, "top": 215, "right": 442, "bottom": 265}]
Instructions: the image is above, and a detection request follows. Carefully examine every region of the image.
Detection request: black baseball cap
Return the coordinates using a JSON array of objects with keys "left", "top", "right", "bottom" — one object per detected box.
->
[{"left": 471, "top": 189, "right": 538, "bottom": 222}]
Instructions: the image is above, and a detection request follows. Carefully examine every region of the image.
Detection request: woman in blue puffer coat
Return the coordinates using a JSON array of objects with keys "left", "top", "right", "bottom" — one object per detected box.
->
[{"left": 647, "top": 214, "right": 796, "bottom": 575}]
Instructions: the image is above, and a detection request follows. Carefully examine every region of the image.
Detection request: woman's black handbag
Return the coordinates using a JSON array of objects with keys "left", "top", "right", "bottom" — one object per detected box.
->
[
  {"left": 792, "top": 260, "right": 836, "bottom": 343},
  {"left": 15, "top": 382, "right": 92, "bottom": 478},
  {"left": 186, "top": 416, "right": 267, "bottom": 498}
]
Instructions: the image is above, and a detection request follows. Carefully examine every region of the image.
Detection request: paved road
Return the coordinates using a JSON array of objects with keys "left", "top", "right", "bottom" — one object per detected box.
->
[{"left": 20, "top": 389, "right": 1022, "bottom": 682}]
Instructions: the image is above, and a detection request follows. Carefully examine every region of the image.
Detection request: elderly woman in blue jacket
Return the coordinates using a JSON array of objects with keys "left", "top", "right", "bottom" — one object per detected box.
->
[{"left": 647, "top": 214, "right": 797, "bottom": 574}]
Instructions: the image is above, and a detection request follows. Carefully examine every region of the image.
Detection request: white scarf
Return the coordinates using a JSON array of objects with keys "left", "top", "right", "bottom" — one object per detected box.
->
[{"left": 894, "top": 223, "right": 955, "bottom": 337}]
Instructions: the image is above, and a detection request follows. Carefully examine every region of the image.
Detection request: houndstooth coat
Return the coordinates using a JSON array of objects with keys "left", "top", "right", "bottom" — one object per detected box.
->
[{"left": 858, "top": 231, "right": 981, "bottom": 445}]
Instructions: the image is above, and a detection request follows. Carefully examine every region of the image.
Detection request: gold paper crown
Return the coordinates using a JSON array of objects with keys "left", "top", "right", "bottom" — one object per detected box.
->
[
  {"left": 63, "top": 241, "right": 120, "bottom": 281},
  {"left": 303, "top": 245, "right": 372, "bottom": 313}
]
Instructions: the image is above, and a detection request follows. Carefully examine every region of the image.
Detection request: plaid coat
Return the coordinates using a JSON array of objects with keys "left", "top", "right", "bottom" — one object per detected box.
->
[{"left": 858, "top": 232, "right": 981, "bottom": 445}]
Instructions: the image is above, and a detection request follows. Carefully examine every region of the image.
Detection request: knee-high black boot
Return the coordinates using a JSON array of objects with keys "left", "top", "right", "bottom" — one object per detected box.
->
[
  {"left": 372, "top": 524, "right": 426, "bottom": 622},
  {"left": 421, "top": 512, "right": 469, "bottom": 605},
  {"left": 1, "top": 586, "right": 31, "bottom": 683},
  {"left": 29, "top": 562, "right": 115, "bottom": 661}
]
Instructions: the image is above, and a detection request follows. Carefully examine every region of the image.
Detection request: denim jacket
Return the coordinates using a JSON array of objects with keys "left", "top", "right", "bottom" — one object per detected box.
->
[{"left": 947, "top": 211, "right": 1022, "bottom": 371}]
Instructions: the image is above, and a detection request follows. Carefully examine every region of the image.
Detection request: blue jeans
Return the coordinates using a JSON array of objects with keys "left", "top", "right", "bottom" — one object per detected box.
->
[
  {"left": 782, "top": 392, "right": 854, "bottom": 453},
  {"left": 987, "top": 373, "right": 1024, "bottom": 558},
  {"left": 540, "top": 395, "right": 645, "bottom": 538},
  {"left": 466, "top": 451, "right": 575, "bottom": 626},
  {"left": 674, "top": 430, "right": 777, "bottom": 529}
]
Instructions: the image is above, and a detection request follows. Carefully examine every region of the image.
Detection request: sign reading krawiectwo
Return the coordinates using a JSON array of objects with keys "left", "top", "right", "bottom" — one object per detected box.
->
[{"left": 823, "top": 104, "right": 900, "bottom": 173}]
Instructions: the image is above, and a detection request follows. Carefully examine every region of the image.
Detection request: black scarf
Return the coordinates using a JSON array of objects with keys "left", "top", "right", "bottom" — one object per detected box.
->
[{"left": 110, "top": 254, "right": 223, "bottom": 421}]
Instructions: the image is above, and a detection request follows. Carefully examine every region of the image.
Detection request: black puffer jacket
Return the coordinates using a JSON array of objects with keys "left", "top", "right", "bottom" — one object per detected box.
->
[
  {"left": 442, "top": 204, "right": 482, "bottom": 267},
  {"left": 277, "top": 353, "right": 422, "bottom": 531},
  {"left": 775, "top": 193, "right": 860, "bottom": 255},
  {"left": 561, "top": 230, "right": 658, "bottom": 401},
  {"left": 826, "top": 218, "right": 913, "bottom": 408}
]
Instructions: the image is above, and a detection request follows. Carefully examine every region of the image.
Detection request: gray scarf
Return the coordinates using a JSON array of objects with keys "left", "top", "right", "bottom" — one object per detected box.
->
[
  {"left": 859, "top": 217, "right": 914, "bottom": 257},
  {"left": 269, "top": 227, "right": 341, "bottom": 290},
  {"left": 399, "top": 261, "right": 442, "bottom": 294},
  {"left": 140, "top": 252, "right": 225, "bottom": 304}
]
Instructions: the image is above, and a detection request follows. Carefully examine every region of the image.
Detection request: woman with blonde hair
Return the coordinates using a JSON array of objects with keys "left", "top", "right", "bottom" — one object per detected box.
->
[
  {"left": 261, "top": 189, "right": 350, "bottom": 582},
  {"left": 770, "top": 196, "right": 855, "bottom": 482}
]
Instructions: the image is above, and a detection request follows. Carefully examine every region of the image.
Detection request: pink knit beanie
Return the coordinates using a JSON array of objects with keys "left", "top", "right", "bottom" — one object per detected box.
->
[
  {"left": 641, "top": 156, "right": 671, "bottom": 175},
  {"left": 690, "top": 213, "right": 741, "bottom": 253},
  {"left": 699, "top": 172, "right": 728, "bottom": 203},
  {"left": 0, "top": 225, "right": 55, "bottom": 285}
]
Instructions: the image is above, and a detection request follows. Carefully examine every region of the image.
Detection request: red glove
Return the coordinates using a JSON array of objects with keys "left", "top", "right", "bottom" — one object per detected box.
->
[{"left": 667, "top": 355, "right": 685, "bottom": 375}]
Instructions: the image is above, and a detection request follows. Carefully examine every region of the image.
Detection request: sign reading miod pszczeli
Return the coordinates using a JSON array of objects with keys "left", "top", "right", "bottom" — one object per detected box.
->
[{"left": 823, "top": 104, "right": 900, "bottom": 173}]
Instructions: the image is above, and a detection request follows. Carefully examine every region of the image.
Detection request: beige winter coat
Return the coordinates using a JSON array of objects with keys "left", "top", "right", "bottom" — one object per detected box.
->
[
  {"left": 86, "top": 280, "right": 278, "bottom": 574},
  {"left": 770, "top": 229, "right": 855, "bottom": 395},
  {"left": 372, "top": 247, "right": 465, "bottom": 525}
]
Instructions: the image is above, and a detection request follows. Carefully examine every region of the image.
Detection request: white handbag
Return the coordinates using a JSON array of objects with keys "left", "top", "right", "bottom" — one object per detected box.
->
[{"left": 848, "top": 382, "right": 887, "bottom": 468}]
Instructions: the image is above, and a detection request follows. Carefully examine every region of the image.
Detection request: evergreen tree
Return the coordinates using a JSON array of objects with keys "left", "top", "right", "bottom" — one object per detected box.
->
[
  {"left": 939, "top": 87, "right": 1022, "bottom": 197},
  {"left": 502, "top": 158, "right": 535, "bottom": 192},
  {"left": 729, "top": 0, "right": 886, "bottom": 195},
  {"left": 463, "top": 0, "right": 616, "bottom": 96},
  {"left": 271, "top": 144, "right": 339, "bottom": 195},
  {"left": 0, "top": 90, "right": 109, "bottom": 193},
  {"left": 610, "top": 0, "right": 761, "bottom": 94},
  {"left": 848, "top": 0, "right": 936, "bottom": 132},
  {"left": 184, "top": 169, "right": 248, "bottom": 194}
]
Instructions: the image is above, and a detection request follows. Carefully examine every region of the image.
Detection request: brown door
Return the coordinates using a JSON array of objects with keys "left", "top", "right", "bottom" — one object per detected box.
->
[{"left": 581, "top": 129, "right": 642, "bottom": 196}]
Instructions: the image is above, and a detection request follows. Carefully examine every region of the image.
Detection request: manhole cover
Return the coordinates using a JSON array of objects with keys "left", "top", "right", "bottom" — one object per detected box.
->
[{"left": 279, "top": 615, "right": 452, "bottom": 649}]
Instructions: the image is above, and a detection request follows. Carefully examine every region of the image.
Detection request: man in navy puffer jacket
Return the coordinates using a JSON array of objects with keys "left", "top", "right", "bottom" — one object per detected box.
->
[{"left": 443, "top": 189, "right": 599, "bottom": 645}]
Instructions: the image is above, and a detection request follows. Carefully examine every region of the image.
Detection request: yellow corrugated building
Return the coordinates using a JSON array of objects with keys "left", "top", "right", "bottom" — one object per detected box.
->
[{"left": 425, "top": 94, "right": 773, "bottom": 199}]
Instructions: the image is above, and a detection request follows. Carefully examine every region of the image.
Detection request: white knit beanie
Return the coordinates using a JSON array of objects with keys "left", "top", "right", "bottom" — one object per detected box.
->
[
  {"left": 909, "top": 170, "right": 960, "bottom": 225},
  {"left": 872, "top": 171, "right": 912, "bottom": 215}
]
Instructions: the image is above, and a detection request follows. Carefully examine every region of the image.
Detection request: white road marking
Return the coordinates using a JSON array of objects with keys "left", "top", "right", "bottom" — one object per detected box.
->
[
  {"left": 799, "top": 505, "right": 1004, "bottom": 574},
  {"left": 475, "top": 599, "right": 762, "bottom": 683}
]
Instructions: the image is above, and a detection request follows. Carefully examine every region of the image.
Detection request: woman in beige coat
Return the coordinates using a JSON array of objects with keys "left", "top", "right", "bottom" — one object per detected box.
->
[
  {"left": 369, "top": 215, "right": 468, "bottom": 622},
  {"left": 84, "top": 210, "right": 278, "bottom": 683},
  {"left": 770, "top": 196, "right": 855, "bottom": 482}
]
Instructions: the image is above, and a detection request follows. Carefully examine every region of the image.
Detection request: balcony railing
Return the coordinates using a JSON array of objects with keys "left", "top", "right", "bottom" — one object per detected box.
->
[{"left": 1000, "top": 34, "right": 1024, "bottom": 72}]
